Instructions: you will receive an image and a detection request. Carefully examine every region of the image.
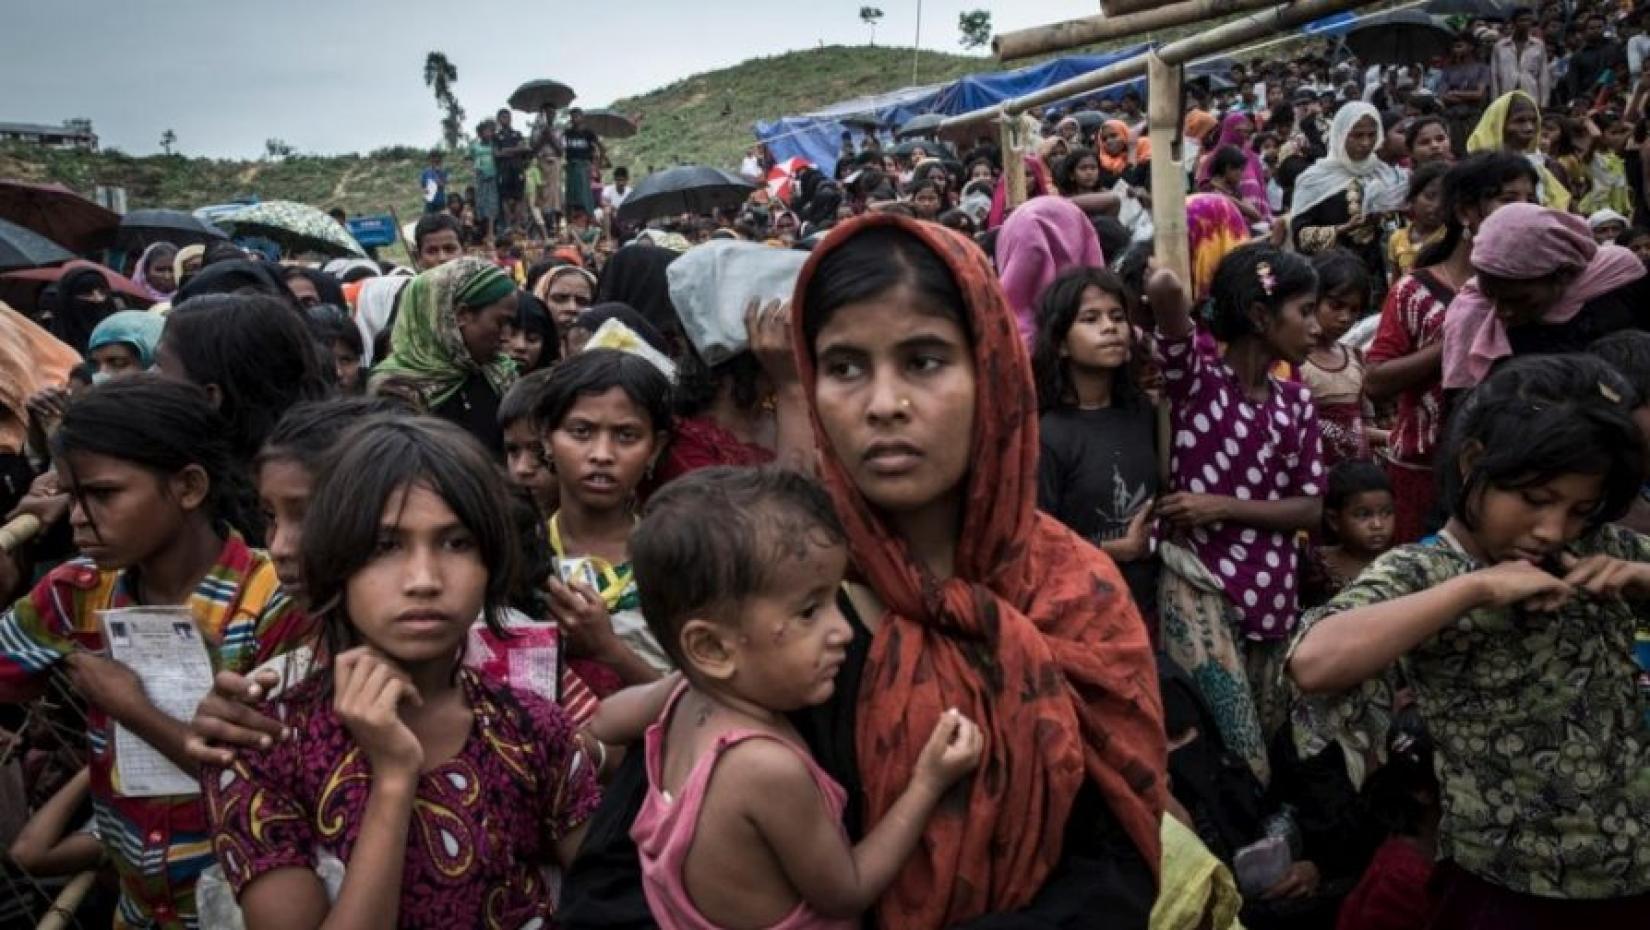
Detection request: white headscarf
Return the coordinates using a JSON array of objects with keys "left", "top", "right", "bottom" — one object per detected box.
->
[
  {"left": 1289, "top": 102, "right": 1408, "bottom": 220},
  {"left": 354, "top": 275, "right": 410, "bottom": 368}
]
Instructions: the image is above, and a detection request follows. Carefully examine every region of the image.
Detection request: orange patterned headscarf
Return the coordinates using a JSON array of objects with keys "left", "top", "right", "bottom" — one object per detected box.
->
[{"left": 791, "top": 212, "right": 1165, "bottom": 928}]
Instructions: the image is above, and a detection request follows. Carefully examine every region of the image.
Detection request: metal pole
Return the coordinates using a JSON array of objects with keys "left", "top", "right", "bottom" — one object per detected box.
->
[{"left": 939, "top": 0, "right": 1400, "bottom": 132}]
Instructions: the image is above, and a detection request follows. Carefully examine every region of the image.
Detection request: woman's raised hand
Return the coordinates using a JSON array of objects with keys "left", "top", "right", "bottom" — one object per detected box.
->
[
  {"left": 746, "top": 298, "right": 799, "bottom": 388},
  {"left": 334, "top": 647, "right": 424, "bottom": 781},
  {"left": 547, "top": 577, "right": 621, "bottom": 660}
]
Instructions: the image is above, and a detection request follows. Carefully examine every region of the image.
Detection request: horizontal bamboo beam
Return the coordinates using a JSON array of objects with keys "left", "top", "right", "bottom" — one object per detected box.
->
[
  {"left": 996, "top": 0, "right": 1285, "bottom": 62},
  {"left": 1100, "top": 0, "right": 1164, "bottom": 15},
  {"left": 942, "top": 0, "right": 1393, "bottom": 131}
]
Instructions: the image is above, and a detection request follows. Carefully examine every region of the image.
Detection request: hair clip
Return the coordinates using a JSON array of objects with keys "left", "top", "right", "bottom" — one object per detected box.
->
[
  {"left": 1256, "top": 261, "right": 1277, "bottom": 297},
  {"left": 1600, "top": 381, "right": 1623, "bottom": 404}
]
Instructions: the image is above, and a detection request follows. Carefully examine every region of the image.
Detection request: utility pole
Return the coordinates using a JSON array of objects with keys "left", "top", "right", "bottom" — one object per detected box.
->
[{"left": 913, "top": 0, "right": 923, "bottom": 84}]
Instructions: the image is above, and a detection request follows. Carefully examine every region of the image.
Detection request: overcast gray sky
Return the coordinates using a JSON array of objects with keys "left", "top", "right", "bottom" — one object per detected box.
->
[{"left": 1, "top": 0, "right": 1090, "bottom": 158}]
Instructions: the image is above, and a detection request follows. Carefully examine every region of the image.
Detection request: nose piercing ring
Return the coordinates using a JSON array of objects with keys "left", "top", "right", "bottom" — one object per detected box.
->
[{"left": 899, "top": 398, "right": 913, "bottom": 410}]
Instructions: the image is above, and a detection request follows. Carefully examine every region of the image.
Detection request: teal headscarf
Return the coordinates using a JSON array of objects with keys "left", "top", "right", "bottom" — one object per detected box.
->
[
  {"left": 87, "top": 310, "right": 166, "bottom": 370},
  {"left": 371, "top": 257, "right": 519, "bottom": 407}
]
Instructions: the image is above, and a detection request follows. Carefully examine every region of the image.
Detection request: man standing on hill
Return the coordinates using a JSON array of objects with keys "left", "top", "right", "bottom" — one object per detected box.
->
[
  {"left": 562, "top": 108, "right": 603, "bottom": 221},
  {"left": 493, "top": 108, "right": 531, "bottom": 236},
  {"left": 420, "top": 150, "right": 449, "bottom": 213},
  {"left": 1491, "top": 8, "right": 1552, "bottom": 105},
  {"left": 470, "top": 119, "right": 499, "bottom": 244}
]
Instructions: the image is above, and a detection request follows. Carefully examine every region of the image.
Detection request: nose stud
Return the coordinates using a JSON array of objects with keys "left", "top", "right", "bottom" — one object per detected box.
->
[{"left": 899, "top": 398, "right": 913, "bottom": 410}]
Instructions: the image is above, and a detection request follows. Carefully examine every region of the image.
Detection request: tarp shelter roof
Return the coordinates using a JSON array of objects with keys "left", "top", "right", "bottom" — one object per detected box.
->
[{"left": 753, "top": 11, "right": 1360, "bottom": 175}]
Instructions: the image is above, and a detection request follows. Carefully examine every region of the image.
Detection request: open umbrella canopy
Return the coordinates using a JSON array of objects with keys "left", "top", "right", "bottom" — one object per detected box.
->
[
  {"left": 1348, "top": 10, "right": 1455, "bottom": 67},
  {"left": 1424, "top": 0, "right": 1515, "bottom": 16},
  {"left": 0, "top": 181, "right": 118, "bottom": 254},
  {"left": 1072, "top": 110, "right": 1108, "bottom": 131},
  {"left": 581, "top": 108, "right": 638, "bottom": 139},
  {"left": 0, "top": 259, "right": 151, "bottom": 312},
  {"left": 895, "top": 113, "right": 946, "bottom": 140},
  {"left": 216, "top": 200, "right": 367, "bottom": 258},
  {"left": 117, "top": 208, "right": 229, "bottom": 250},
  {"left": 0, "top": 217, "right": 74, "bottom": 271},
  {"left": 837, "top": 114, "right": 885, "bottom": 132},
  {"left": 617, "top": 166, "right": 756, "bottom": 223},
  {"left": 510, "top": 79, "right": 577, "bottom": 113}
]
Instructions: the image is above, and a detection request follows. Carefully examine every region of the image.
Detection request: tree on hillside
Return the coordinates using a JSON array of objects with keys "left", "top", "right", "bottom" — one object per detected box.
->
[
  {"left": 159, "top": 129, "right": 177, "bottom": 156},
  {"left": 958, "top": 9, "right": 992, "bottom": 49},
  {"left": 265, "top": 138, "right": 295, "bottom": 160},
  {"left": 424, "top": 51, "right": 467, "bottom": 150},
  {"left": 860, "top": 6, "right": 884, "bottom": 45}
]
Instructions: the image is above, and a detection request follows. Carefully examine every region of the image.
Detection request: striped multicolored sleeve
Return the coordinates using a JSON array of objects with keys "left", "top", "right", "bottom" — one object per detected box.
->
[{"left": 0, "top": 570, "right": 86, "bottom": 700}]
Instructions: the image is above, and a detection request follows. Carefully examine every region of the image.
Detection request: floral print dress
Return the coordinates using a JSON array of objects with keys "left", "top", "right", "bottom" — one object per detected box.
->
[
  {"left": 1288, "top": 527, "right": 1650, "bottom": 899},
  {"left": 205, "top": 668, "right": 601, "bottom": 928}
]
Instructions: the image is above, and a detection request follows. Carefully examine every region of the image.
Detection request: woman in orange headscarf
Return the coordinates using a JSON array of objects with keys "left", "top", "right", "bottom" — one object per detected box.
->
[{"left": 792, "top": 213, "right": 1166, "bottom": 928}]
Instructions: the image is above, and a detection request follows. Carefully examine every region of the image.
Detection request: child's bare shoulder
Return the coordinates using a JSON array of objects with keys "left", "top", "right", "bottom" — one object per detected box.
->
[{"left": 709, "top": 734, "right": 821, "bottom": 800}]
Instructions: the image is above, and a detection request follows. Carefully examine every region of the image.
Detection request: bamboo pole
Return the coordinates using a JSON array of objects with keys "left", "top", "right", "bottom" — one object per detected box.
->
[
  {"left": 995, "top": 0, "right": 1284, "bottom": 62},
  {"left": 1100, "top": 0, "right": 1164, "bottom": 15},
  {"left": 1147, "top": 53, "right": 1190, "bottom": 287},
  {"left": 1000, "top": 114, "right": 1028, "bottom": 212},
  {"left": 940, "top": 0, "right": 1390, "bottom": 132},
  {"left": 36, "top": 871, "right": 97, "bottom": 930}
]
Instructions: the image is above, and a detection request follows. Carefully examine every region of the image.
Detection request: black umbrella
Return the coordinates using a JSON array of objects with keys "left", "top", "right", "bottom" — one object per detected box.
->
[
  {"left": 0, "top": 217, "right": 74, "bottom": 271},
  {"left": 1072, "top": 110, "right": 1107, "bottom": 131},
  {"left": 580, "top": 108, "right": 638, "bottom": 139},
  {"left": 617, "top": 166, "right": 755, "bottom": 223},
  {"left": 1425, "top": 0, "right": 1514, "bottom": 17},
  {"left": 895, "top": 113, "right": 946, "bottom": 140},
  {"left": 509, "top": 79, "right": 577, "bottom": 113},
  {"left": 1348, "top": 10, "right": 1455, "bottom": 68},
  {"left": 116, "top": 208, "right": 230, "bottom": 250},
  {"left": 838, "top": 114, "right": 885, "bottom": 132}
]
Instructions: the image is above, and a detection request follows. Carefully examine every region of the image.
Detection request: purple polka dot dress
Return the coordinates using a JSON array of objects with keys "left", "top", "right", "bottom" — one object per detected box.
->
[{"left": 1156, "top": 332, "right": 1325, "bottom": 640}]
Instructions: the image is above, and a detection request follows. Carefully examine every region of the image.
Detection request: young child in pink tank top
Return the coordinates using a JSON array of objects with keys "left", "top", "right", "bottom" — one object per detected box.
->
[{"left": 592, "top": 468, "right": 982, "bottom": 930}]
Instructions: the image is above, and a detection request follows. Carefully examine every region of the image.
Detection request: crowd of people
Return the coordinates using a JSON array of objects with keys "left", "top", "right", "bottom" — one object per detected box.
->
[{"left": 3, "top": 2, "right": 1650, "bottom": 929}]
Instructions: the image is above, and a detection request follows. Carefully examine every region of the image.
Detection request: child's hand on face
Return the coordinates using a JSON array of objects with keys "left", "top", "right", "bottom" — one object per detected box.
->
[
  {"left": 1471, "top": 560, "right": 1573, "bottom": 612},
  {"left": 334, "top": 647, "right": 424, "bottom": 781},
  {"left": 913, "top": 708, "right": 983, "bottom": 796},
  {"left": 1559, "top": 553, "right": 1650, "bottom": 600}
]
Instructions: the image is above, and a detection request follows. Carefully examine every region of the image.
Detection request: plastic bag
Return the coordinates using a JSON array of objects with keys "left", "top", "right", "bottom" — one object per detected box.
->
[{"left": 666, "top": 240, "right": 807, "bottom": 366}]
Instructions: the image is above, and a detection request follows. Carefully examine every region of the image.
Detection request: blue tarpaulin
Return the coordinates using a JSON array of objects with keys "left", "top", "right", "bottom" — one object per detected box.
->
[{"left": 754, "top": 15, "right": 1361, "bottom": 175}]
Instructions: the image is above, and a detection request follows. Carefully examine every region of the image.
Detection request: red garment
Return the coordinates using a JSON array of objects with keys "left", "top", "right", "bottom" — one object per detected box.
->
[
  {"left": 791, "top": 213, "right": 1165, "bottom": 929},
  {"left": 1385, "top": 461, "right": 1439, "bottom": 546},
  {"left": 1337, "top": 838, "right": 1436, "bottom": 930},
  {"left": 1368, "top": 271, "right": 1452, "bottom": 467},
  {"left": 653, "top": 415, "right": 776, "bottom": 488}
]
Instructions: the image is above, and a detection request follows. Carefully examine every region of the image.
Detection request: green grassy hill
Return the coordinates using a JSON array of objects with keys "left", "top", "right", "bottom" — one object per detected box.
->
[
  {"left": 0, "top": 14, "right": 1353, "bottom": 220},
  {"left": 0, "top": 44, "right": 995, "bottom": 222},
  {"left": 602, "top": 44, "right": 991, "bottom": 172}
]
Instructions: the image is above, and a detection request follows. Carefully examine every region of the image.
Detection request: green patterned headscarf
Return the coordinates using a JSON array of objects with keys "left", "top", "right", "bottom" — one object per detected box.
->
[{"left": 371, "top": 257, "right": 519, "bottom": 408}]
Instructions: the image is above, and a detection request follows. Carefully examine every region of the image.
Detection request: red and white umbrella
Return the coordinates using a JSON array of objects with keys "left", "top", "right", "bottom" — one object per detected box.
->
[{"left": 766, "top": 157, "right": 811, "bottom": 205}]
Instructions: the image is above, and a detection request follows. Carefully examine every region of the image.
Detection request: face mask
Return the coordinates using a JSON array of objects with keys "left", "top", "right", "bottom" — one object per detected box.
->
[{"left": 92, "top": 370, "right": 113, "bottom": 385}]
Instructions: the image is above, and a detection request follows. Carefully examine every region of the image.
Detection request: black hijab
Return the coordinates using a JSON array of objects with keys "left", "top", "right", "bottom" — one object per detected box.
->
[
  {"left": 594, "top": 245, "right": 680, "bottom": 351},
  {"left": 51, "top": 267, "right": 120, "bottom": 356},
  {"left": 174, "top": 259, "right": 299, "bottom": 310}
]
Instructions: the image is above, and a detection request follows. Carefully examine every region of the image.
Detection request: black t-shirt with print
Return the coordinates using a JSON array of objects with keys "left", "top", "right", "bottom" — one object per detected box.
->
[{"left": 1037, "top": 403, "right": 1160, "bottom": 614}]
